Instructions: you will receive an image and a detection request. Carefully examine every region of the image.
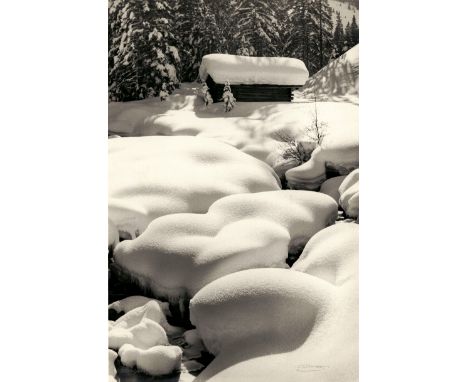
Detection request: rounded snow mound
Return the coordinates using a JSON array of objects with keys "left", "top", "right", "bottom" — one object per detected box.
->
[
  {"left": 113, "top": 190, "right": 337, "bottom": 303},
  {"left": 190, "top": 258, "right": 358, "bottom": 381},
  {"left": 109, "top": 136, "right": 280, "bottom": 238},
  {"left": 292, "top": 223, "right": 359, "bottom": 286},
  {"left": 118, "top": 344, "right": 182, "bottom": 377}
]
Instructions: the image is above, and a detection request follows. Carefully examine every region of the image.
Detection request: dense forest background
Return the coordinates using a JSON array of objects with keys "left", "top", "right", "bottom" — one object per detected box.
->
[{"left": 108, "top": 0, "right": 359, "bottom": 102}]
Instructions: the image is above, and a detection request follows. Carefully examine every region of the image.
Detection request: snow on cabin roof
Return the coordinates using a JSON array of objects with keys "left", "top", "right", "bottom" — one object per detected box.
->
[{"left": 199, "top": 54, "right": 309, "bottom": 86}]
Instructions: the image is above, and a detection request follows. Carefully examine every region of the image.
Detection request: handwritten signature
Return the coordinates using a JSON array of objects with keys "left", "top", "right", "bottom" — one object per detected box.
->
[{"left": 296, "top": 364, "right": 329, "bottom": 373}]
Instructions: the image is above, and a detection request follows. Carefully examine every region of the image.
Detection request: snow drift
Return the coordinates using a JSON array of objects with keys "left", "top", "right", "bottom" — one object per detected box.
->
[
  {"left": 199, "top": 54, "right": 309, "bottom": 86},
  {"left": 113, "top": 190, "right": 337, "bottom": 304},
  {"left": 190, "top": 243, "right": 358, "bottom": 382},
  {"left": 301, "top": 45, "right": 359, "bottom": 104},
  {"left": 292, "top": 222, "right": 359, "bottom": 285},
  {"left": 109, "top": 136, "right": 280, "bottom": 238}
]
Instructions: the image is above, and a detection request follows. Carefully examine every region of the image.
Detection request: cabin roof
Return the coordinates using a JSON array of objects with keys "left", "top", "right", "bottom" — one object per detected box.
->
[{"left": 199, "top": 54, "right": 309, "bottom": 86}]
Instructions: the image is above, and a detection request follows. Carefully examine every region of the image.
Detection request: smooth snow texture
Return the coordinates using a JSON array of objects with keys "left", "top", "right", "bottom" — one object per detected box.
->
[
  {"left": 108, "top": 84, "right": 358, "bottom": 179},
  {"left": 109, "top": 136, "right": 280, "bottom": 237},
  {"left": 113, "top": 190, "right": 337, "bottom": 302},
  {"left": 292, "top": 223, "right": 359, "bottom": 285},
  {"left": 319, "top": 176, "right": 347, "bottom": 203},
  {"left": 108, "top": 295, "right": 171, "bottom": 317},
  {"left": 108, "top": 301, "right": 173, "bottom": 350},
  {"left": 339, "top": 169, "right": 359, "bottom": 218},
  {"left": 301, "top": 45, "right": 359, "bottom": 104},
  {"left": 119, "top": 344, "right": 182, "bottom": 376},
  {"left": 199, "top": 54, "right": 309, "bottom": 86},
  {"left": 190, "top": 263, "right": 358, "bottom": 381}
]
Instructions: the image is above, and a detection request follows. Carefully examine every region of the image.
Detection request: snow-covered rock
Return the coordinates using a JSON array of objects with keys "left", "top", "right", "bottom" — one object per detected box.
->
[
  {"left": 108, "top": 301, "right": 176, "bottom": 350},
  {"left": 190, "top": 264, "right": 358, "bottom": 382},
  {"left": 119, "top": 344, "right": 182, "bottom": 376},
  {"left": 108, "top": 296, "right": 171, "bottom": 318},
  {"left": 285, "top": 103, "right": 358, "bottom": 190},
  {"left": 292, "top": 223, "right": 359, "bottom": 285},
  {"left": 108, "top": 349, "right": 118, "bottom": 382},
  {"left": 301, "top": 45, "right": 359, "bottom": 104},
  {"left": 109, "top": 136, "right": 280, "bottom": 237},
  {"left": 108, "top": 317, "right": 168, "bottom": 351},
  {"left": 339, "top": 169, "right": 359, "bottom": 218},
  {"left": 113, "top": 190, "right": 337, "bottom": 303},
  {"left": 319, "top": 175, "right": 346, "bottom": 203},
  {"left": 199, "top": 54, "right": 309, "bottom": 86}
]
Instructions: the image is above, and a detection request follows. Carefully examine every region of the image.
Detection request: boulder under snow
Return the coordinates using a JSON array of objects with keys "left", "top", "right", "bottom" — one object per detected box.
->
[
  {"left": 109, "top": 136, "right": 280, "bottom": 238},
  {"left": 113, "top": 190, "right": 337, "bottom": 304}
]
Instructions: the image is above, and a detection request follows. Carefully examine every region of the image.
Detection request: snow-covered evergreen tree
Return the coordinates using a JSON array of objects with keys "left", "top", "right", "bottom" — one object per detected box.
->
[
  {"left": 333, "top": 11, "right": 346, "bottom": 57},
  {"left": 200, "top": 82, "right": 213, "bottom": 106},
  {"left": 108, "top": 0, "right": 180, "bottom": 101},
  {"left": 204, "top": 0, "right": 237, "bottom": 54},
  {"left": 232, "top": 0, "right": 282, "bottom": 56},
  {"left": 349, "top": 14, "right": 359, "bottom": 46},
  {"left": 175, "top": 0, "right": 221, "bottom": 82},
  {"left": 310, "top": 0, "right": 334, "bottom": 69},
  {"left": 222, "top": 81, "right": 236, "bottom": 112},
  {"left": 287, "top": 0, "right": 334, "bottom": 73}
]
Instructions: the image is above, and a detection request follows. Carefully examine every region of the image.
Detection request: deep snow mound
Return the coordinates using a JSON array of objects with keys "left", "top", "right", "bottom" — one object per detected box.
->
[
  {"left": 109, "top": 136, "right": 280, "bottom": 238},
  {"left": 190, "top": 264, "right": 358, "bottom": 382},
  {"left": 113, "top": 190, "right": 337, "bottom": 303},
  {"left": 301, "top": 45, "right": 359, "bottom": 104},
  {"left": 292, "top": 223, "right": 358, "bottom": 285}
]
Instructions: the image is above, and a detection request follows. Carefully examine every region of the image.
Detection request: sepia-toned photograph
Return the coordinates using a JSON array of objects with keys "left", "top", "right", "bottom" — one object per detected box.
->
[{"left": 107, "top": 0, "right": 359, "bottom": 381}]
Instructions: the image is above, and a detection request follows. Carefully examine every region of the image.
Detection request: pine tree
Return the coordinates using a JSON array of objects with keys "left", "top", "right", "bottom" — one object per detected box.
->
[
  {"left": 108, "top": 0, "right": 180, "bottom": 101},
  {"left": 349, "top": 14, "right": 359, "bottom": 46},
  {"left": 232, "top": 0, "right": 282, "bottom": 56},
  {"left": 345, "top": 21, "right": 352, "bottom": 50},
  {"left": 310, "top": 0, "right": 334, "bottom": 69},
  {"left": 175, "top": 0, "right": 221, "bottom": 82},
  {"left": 333, "top": 11, "right": 345, "bottom": 57},
  {"left": 287, "top": 0, "right": 334, "bottom": 73},
  {"left": 204, "top": 0, "right": 237, "bottom": 54}
]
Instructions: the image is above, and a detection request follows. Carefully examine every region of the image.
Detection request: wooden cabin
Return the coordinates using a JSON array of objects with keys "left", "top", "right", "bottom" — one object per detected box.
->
[{"left": 199, "top": 54, "right": 309, "bottom": 103}]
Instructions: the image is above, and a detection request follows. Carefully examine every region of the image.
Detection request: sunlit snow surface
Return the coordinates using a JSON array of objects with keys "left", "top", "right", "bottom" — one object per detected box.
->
[
  {"left": 109, "top": 46, "right": 358, "bottom": 188},
  {"left": 190, "top": 223, "right": 358, "bottom": 382},
  {"left": 113, "top": 190, "right": 337, "bottom": 302},
  {"left": 109, "top": 136, "right": 280, "bottom": 238}
]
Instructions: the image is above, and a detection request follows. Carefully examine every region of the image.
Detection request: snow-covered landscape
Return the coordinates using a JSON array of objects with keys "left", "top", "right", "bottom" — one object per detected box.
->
[{"left": 108, "top": 1, "right": 359, "bottom": 381}]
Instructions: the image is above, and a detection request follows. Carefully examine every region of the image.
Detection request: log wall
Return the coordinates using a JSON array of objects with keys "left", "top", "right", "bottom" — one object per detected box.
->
[{"left": 206, "top": 75, "right": 297, "bottom": 103}]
